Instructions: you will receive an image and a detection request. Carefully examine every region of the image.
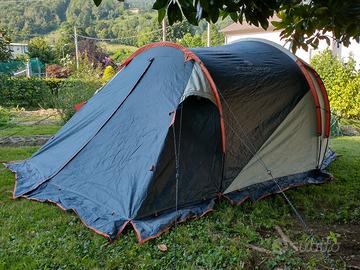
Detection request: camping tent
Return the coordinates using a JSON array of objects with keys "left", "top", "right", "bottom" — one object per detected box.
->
[{"left": 6, "top": 39, "right": 334, "bottom": 243}]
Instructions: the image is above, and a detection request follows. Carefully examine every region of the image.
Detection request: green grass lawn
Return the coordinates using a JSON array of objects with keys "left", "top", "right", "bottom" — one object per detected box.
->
[
  {"left": 0, "top": 137, "right": 359, "bottom": 269},
  {"left": 0, "top": 125, "right": 61, "bottom": 137},
  {"left": 99, "top": 42, "right": 138, "bottom": 55},
  {"left": 1, "top": 108, "right": 61, "bottom": 138}
]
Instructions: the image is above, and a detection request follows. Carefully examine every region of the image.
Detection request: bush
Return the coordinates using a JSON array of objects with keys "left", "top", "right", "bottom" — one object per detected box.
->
[
  {"left": 111, "top": 47, "right": 136, "bottom": 64},
  {"left": 101, "top": 65, "right": 116, "bottom": 84},
  {"left": 311, "top": 50, "right": 360, "bottom": 119},
  {"left": 177, "top": 33, "right": 204, "bottom": 48},
  {"left": 0, "top": 75, "right": 99, "bottom": 115},
  {"left": 48, "top": 55, "right": 103, "bottom": 122},
  {"left": 330, "top": 111, "right": 342, "bottom": 137},
  {"left": 53, "top": 79, "right": 101, "bottom": 122},
  {"left": 0, "top": 75, "right": 54, "bottom": 109},
  {"left": 46, "top": 64, "right": 71, "bottom": 78},
  {"left": 0, "top": 106, "right": 10, "bottom": 127}
]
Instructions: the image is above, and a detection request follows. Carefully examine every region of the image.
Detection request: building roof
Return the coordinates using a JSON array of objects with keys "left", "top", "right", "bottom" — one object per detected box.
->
[
  {"left": 221, "top": 16, "right": 280, "bottom": 35},
  {"left": 9, "top": 43, "right": 28, "bottom": 46}
]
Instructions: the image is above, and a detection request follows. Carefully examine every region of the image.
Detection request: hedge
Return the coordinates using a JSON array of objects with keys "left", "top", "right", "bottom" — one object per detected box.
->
[
  {"left": 0, "top": 106, "right": 10, "bottom": 127},
  {"left": 0, "top": 76, "right": 100, "bottom": 111},
  {"left": 0, "top": 76, "right": 57, "bottom": 108},
  {"left": 53, "top": 79, "right": 101, "bottom": 122}
]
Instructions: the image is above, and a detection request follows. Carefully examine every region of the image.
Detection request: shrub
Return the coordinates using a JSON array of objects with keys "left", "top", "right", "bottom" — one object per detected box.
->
[
  {"left": 112, "top": 47, "right": 137, "bottom": 64},
  {"left": 177, "top": 33, "right": 204, "bottom": 48},
  {"left": 0, "top": 106, "right": 10, "bottom": 127},
  {"left": 311, "top": 50, "right": 360, "bottom": 119},
  {"left": 53, "top": 79, "right": 101, "bottom": 123},
  {"left": 101, "top": 65, "right": 116, "bottom": 84},
  {"left": 46, "top": 64, "right": 71, "bottom": 78},
  {"left": 330, "top": 111, "right": 342, "bottom": 137},
  {"left": 0, "top": 75, "right": 98, "bottom": 113},
  {"left": 27, "top": 37, "right": 55, "bottom": 64},
  {"left": 43, "top": 78, "right": 63, "bottom": 94},
  {"left": 0, "top": 75, "right": 53, "bottom": 109}
]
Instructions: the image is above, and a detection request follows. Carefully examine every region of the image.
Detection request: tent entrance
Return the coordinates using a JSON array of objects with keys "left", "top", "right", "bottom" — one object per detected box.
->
[{"left": 136, "top": 96, "right": 223, "bottom": 219}]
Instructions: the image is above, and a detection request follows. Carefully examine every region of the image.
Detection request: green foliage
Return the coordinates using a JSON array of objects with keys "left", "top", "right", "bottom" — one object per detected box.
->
[
  {"left": 0, "top": 125, "right": 61, "bottom": 137},
  {"left": 63, "top": 1, "right": 160, "bottom": 47},
  {"left": 66, "top": 0, "right": 127, "bottom": 26},
  {"left": 0, "top": 28, "right": 12, "bottom": 61},
  {"left": 15, "top": 53, "right": 30, "bottom": 62},
  {"left": 1, "top": 0, "right": 227, "bottom": 58},
  {"left": 0, "top": 106, "right": 10, "bottom": 127},
  {"left": 149, "top": 0, "right": 360, "bottom": 52},
  {"left": 101, "top": 65, "right": 116, "bottom": 84},
  {"left": 274, "top": 1, "right": 360, "bottom": 52},
  {"left": 0, "top": 0, "right": 69, "bottom": 40},
  {"left": 167, "top": 21, "right": 196, "bottom": 42},
  {"left": 201, "top": 24, "right": 225, "bottom": 46},
  {"left": 311, "top": 50, "right": 360, "bottom": 119},
  {"left": 53, "top": 31, "right": 74, "bottom": 62},
  {"left": 0, "top": 75, "right": 55, "bottom": 109},
  {"left": 210, "top": 25, "right": 225, "bottom": 46},
  {"left": 177, "top": 24, "right": 224, "bottom": 48},
  {"left": 341, "top": 118, "right": 360, "bottom": 134},
  {"left": 0, "top": 56, "right": 101, "bottom": 117},
  {"left": 69, "top": 53, "right": 102, "bottom": 81},
  {"left": 111, "top": 47, "right": 137, "bottom": 63},
  {"left": 53, "top": 79, "right": 101, "bottom": 122},
  {"left": 330, "top": 112, "right": 342, "bottom": 137},
  {"left": 177, "top": 33, "right": 204, "bottom": 48},
  {"left": 0, "top": 75, "right": 98, "bottom": 113},
  {"left": 28, "top": 37, "right": 56, "bottom": 64}
]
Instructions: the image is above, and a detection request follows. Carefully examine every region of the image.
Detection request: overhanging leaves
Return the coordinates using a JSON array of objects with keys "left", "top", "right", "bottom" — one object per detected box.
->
[{"left": 92, "top": 0, "right": 360, "bottom": 52}]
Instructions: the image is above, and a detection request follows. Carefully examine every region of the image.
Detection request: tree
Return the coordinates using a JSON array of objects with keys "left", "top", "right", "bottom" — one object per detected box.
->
[
  {"left": 46, "top": 64, "right": 71, "bottom": 78},
  {"left": 311, "top": 50, "right": 360, "bottom": 119},
  {"left": 0, "top": 28, "right": 12, "bottom": 61},
  {"left": 201, "top": 25, "right": 224, "bottom": 46},
  {"left": 177, "top": 33, "right": 204, "bottom": 48},
  {"left": 77, "top": 39, "right": 107, "bottom": 67},
  {"left": 93, "top": 0, "right": 360, "bottom": 53},
  {"left": 27, "top": 37, "right": 55, "bottom": 64},
  {"left": 167, "top": 21, "right": 195, "bottom": 42}
]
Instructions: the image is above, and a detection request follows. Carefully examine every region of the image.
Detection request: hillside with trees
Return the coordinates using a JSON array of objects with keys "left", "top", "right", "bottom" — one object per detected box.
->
[
  {"left": 0, "top": 0, "right": 228, "bottom": 71},
  {"left": 0, "top": 0, "right": 226, "bottom": 64},
  {"left": 0, "top": 0, "right": 199, "bottom": 43}
]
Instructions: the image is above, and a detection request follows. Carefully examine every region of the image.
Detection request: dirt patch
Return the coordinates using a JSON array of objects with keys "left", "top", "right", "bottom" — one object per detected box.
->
[
  {"left": 292, "top": 221, "right": 360, "bottom": 268},
  {"left": 0, "top": 135, "right": 52, "bottom": 147},
  {"left": 10, "top": 108, "right": 61, "bottom": 126},
  {"left": 244, "top": 221, "right": 360, "bottom": 269},
  {"left": 341, "top": 125, "right": 360, "bottom": 136}
]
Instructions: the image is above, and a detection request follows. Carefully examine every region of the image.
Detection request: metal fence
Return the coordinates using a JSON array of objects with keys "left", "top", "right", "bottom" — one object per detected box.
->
[{"left": 0, "top": 58, "right": 44, "bottom": 77}]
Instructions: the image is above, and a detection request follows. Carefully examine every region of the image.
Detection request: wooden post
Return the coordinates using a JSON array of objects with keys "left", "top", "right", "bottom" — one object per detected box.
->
[
  {"left": 162, "top": 19, "right": 166, "bottom": 42},
  {"left": 207, "top": 22, "right": 211, "bottom": 47},
  {"left": 74, "top": 27, "right": 79, "bottom": 70}
]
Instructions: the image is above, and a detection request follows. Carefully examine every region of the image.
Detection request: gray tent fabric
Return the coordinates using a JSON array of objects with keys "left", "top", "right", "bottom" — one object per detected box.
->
[{"left": 6, "top": 40, "right": 333, "bottom": 243}]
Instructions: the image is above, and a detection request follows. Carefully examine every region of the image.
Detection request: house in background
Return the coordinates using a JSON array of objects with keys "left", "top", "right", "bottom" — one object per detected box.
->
[
  {"left": 8, "top": 43, "right": 28, "bottom": 58},
  {"left": 221, "top": 20, "right": 360, "bottom": 67}
]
